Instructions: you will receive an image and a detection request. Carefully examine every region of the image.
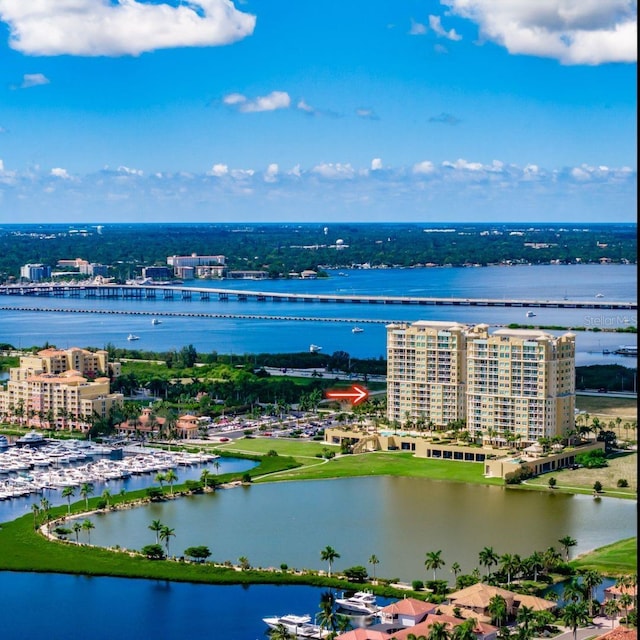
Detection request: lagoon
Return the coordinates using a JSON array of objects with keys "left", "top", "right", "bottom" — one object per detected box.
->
[{"left": 83, "top": 476, "right": 635, "bottom": 584}]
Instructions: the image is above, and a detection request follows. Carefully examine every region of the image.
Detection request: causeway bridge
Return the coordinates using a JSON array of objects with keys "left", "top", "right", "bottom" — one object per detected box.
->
[{"left": 0, "top": 283, "right": 636, "bottom": 310}]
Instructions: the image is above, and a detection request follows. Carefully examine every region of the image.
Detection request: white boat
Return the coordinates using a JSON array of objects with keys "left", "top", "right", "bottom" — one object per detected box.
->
[
  {"left": 595, "top": 293, "right": 605, "bottom": 298},
  {"left": 525, "top": 311, "right": 536, "bottom": 318},
  {"left": 263, "top": 614, "right": 329, "bottom": 638},
  {"left": 335, "top": 590, "right": 380, "bottom": 615},
  {"left": 352, "top": 326, "right": 364, "bottom": 333},
  {"left": 127, "top": 334, "right": 140, "bottom": 341},
  {"left": 151, "top": 318, "right": 162, "bottom": 325},
  {"left": 309, "top": 344, "right": 322, "bottom": 353}
]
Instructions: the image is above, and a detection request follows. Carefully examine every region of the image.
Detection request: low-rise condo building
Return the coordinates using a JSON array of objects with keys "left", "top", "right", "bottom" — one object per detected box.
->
[{"left": 0, "top": 348, "right": 123, "bottom": 432}]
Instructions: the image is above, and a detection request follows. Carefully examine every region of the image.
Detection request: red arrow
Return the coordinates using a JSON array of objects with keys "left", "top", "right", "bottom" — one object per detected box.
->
[{"left": 325, "top": 384, "right": 369, "bottom": 406}]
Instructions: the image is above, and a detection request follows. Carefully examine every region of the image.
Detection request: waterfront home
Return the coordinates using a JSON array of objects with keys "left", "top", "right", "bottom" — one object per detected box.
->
[
  {"left": 378, "top": 597, "right": 438, "bottom": 626},
  {"left": 116, "top": 407, "right": 166, "bottom": 438},
  {"left": 446, "top": 583, "right": 516, "bottom": 621}
]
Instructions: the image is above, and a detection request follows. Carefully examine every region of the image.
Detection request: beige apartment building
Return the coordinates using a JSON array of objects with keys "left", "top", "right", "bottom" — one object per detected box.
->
[
  {"left": 386, "top": 321, "right": 575, "bottom": 445},
  {"left": 0, "top": 348, "right": 123, "bottom": 432}
]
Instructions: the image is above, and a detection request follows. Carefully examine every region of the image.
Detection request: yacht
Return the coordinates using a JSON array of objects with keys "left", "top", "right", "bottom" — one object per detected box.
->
[
  {"left": 151, "top": 318, "right": 162, "bottom": 325},
  {"left": 309, "top": 344, "right": 322, "bottom": 353},
  {"left": 15, "top": 431, "right": 47, "bottom": 448},
  {"left": 352, "top": 326, "right": 364, "bottom": 333},
  {"left": 614, "top": 345, "right": 637, "bottom": 357},
  {"left": 0, "top": 435, "right": 9, "bottom": 450},
  {"left": 335, "top": 590, "right": 380, "bottom": 615},
  {"left": 526, "top": 311, "right": 536, "bottom": 318},
  {"left": 595, "top": 293, "right": 605, "bottom": 298},
  {"left": 262, "top": 614, "right": 329, "bottom": 639},
  {"left": 127, "top": 334, "right": 140, "bottom": 341}
]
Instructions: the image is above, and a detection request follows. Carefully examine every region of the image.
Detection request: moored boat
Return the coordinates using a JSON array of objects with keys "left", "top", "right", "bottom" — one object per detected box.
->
[
  {"left": 335, "top": 590, "right": 380, "bottom": 615},
  {"left": 263, "top": 614, "right": 330, "bottom": 638},
  {"left": 127, "top": 334, "right": 140, "bottom": 341},
  {"left": 309, "top": 344, "right": 322, "bottom": 353}
]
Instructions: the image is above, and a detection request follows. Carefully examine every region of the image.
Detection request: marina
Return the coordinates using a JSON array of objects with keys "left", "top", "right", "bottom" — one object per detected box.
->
[{"left": 0, "top": 435, "right": 219, "bottom": 501}]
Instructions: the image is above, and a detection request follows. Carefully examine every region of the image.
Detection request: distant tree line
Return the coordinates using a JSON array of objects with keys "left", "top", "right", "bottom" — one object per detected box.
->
[{"left": 0, "top": 222, "right": 636, "bottom": 281}]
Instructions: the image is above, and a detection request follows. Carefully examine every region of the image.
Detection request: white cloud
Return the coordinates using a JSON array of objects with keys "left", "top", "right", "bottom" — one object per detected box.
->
[
  {"left": 116, "top": 166, "right": 143, "bottom": 176},
  {"left": 442, "top": 0, "right": 637, "bottom": 64},
  {"left": 209, "top": 163, "right": 229, "bottom": 177},
  {"left": 264, "top": 163, "right": 279, "bottom": 182},
  {"left": 371, "top": 158, "right": 383, "bottom": 171},
  {"left": 0, "top": 0, "right": 256, "bottom": 56},
  {"left": 50, "top": 167, "right": 70, "bottom": 179},
  {"left": 413, "top": 161, "right": 436, "bottom": 174},
  {"left": 297, "top": 99, "right": 315, "bottom": 114},
  {"left": 311, "top": 163, "right": 356, "bottom": 179},
  {"left": 409, "top": 19, "right": 428, "bottom": 35},
  {"left": 428, "top": 15, "right": 462, "bottom": 41},
  {"left": 224, "top": 90, "right": 291, "bottom": 113},
  {"left": 19, "top": 73, "right": 49, "bottom": 88}
]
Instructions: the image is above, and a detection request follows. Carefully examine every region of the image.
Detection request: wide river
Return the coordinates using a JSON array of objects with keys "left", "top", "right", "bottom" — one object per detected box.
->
[{"left": 0, "top": 264, "right": 636, "bottom": 366}]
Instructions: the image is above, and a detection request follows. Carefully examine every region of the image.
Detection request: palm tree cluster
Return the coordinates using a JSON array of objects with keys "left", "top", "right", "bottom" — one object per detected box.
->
[{"left": 148, "top": 519, "right": 176, "bottom": 556}]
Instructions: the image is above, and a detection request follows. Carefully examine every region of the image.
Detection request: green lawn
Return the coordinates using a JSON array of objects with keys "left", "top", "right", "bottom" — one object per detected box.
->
[{"left": 571, "top": 537, "right": 637, "bottom": 575}]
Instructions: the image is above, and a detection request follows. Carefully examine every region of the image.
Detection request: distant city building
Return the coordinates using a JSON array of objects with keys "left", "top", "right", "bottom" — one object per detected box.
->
[
  {"left": 20, "top": 263, "right": 52, "bottom": 282},
  {"left": 0, "top": 348, "right": 123, "bottom": 432},
  {"left": 80, "top": 263, "right": 109, "bottom": 277},
  {"left": 142, "top": 266, "right": 173, "bottom": 280},
  {"left": 386, "top": 321, "right": 575, "bottom": 445},
  {"left": 167, "top": 254, "right": 226, "bottom": 279}
]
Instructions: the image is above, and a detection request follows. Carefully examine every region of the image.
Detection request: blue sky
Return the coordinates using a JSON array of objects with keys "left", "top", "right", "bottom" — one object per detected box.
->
[{"left": 0, "top": 0, "right": 636, "bottom": 223}]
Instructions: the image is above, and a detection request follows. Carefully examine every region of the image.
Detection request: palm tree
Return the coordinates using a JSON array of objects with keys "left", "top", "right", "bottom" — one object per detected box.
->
[
  {"left": 560, "top": 601, "right": 590, "bottom": 640},
  {"left": 488, "top": 594, "right": 508, "bottom": 627},
  {"left": 165, "top": 468, "right": 178, "bottom": 496},
  {"left": 200, "top": 468, "right": 211, "bottom": 488},
  {"left": 61, "top": 486, "right": 75, "bottom": 515},
  {"left": 526, "top": 551, "right": 545, "bottom": 582},
  {"left": 426, "top": 620, "right": 450, "bottom": 640},
  {"left": 82, "top": 518, "right": 95, "bottom": 544},
  {"left": 451, "top": 562, "right": 461, "bottom": 584},
  {"left": 80, "top": 482, "right": 94, "bottom": 509},
  {"left": 563, "top": 578, "right": 588, "bottom": 604},
  {"left": 425, "top": 550, "right": 445, "bottom": 581},
  {"left": 73, "top": 521, "right": 82, "bottom": 543},
  {"left": 618, "top": 592, "right": 633, "bottom": 622},
  {"left": 499, "top": 553, "right": 521, "bottom": 586},
  {"left": 101, "top": 488, "right": 112, "bottom": 508},
  {"left": 369, "top": 554, "right": 380, "bottom": 582},
  {"left": 479, "top": 546, "right": 499, "bottom": 577},
  {"left": 603, "top": 599, "right": 620, "bottom": 628},
  {"left": 213, "top": 459, "right": 221, "bottom": 475},
  {"left": 155, "top": 471, "right": 166, "bottom": 491},
  {"left": 558, "top": 536, "right": 577, "bottom": 562},
  {"left": 31, "top": 503, "right": 40, "bottom": 530},
  {"left": 320, "top": 545, "right": 340, "bottom": 578},
  {"left": 148, "top": 519, "right": 164, "bottom": 544},
  {"left": 317, "top": 591, "right": 340, "bottom": 635},
  {"left": 159, "top": 525, "right": 175, "bottom": 556},
  {"left": 516, "top": 605, "right": 536, "bottom": 636},
  {"left": 578, "top": 569, "right": 603, "bottom": 616},
  {"left": 451, "top": 618, "right": 477, "bottom": 640}
]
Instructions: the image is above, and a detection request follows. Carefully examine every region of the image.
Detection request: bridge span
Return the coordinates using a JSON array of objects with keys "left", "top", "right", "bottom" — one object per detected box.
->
[{"left": 0, "top": 283, "right": 636, "bottom": 311}]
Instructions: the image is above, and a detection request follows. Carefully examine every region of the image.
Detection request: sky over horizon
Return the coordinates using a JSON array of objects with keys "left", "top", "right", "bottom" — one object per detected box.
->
[{"left": 0, "top": 0, "right": 637, "bottom": 224}]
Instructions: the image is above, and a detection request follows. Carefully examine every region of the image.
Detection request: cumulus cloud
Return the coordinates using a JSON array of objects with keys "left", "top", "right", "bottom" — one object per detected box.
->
[
  {"left": 0, "top": 0, "right": 256, "bottom": 56},
  {"left": 371, "top": 158, "right": 383, "bottom": 171},
  {"left": 428, "top": 15, "right": 462, "bottom": 41},
  {"left": 442, "top": 0, "right": 637, "bottom": 64},
  {"left": 264, "top": 163, "right": 279, "bottom": 182},
  {"left": 209, "top": 163, "right": 229, "bottom": 177},
  {"left": 413, "top": 161, "right": 436, "bottom": 174},
  {"left": 223, "top": 90, "right": 291, "bottom": 113},
  {"left": 50, "top": 167, "right": 70, "bottom": 179}
]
